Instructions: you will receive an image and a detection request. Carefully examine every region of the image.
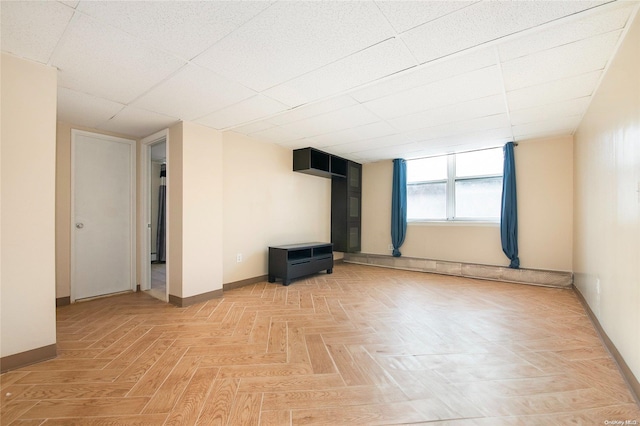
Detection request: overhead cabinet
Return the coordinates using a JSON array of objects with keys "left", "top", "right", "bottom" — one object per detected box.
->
[
  {"left": 293, "top": 147, "right": 347, "bottom": 178},
  {"left": 293, "top": 147, "right": 361, "bottom": 253}
]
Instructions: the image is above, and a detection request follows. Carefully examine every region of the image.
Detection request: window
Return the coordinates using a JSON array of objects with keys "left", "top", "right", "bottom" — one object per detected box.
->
[{"left": 407, "top": 148, "right": 503, "bottom": 221}]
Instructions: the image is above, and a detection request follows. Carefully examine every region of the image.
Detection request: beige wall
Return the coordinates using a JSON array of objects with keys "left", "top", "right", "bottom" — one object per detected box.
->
[
  {"left": 167, "top": 123, "right": 184, "bottom": 297},
  {"left": 222, "top": 132, "right": 331, "bottom": 284},
  {"left": 167, "top": 122, "right": 223, "bottom": 298},
  {"left": 181, "top": 122, "right": 224, "bottom": 297},
  {"left": 361, "top": 135, "right": 573, "bottom": 271},
  {"left": 574, "top": 13, "right": 640, "bottom": 382},
  {"left": 55, "top": 121, "right": 139, "bottom": 299},
  {"left": 1, "top": 54, "right": 57, "bottom": 357}
]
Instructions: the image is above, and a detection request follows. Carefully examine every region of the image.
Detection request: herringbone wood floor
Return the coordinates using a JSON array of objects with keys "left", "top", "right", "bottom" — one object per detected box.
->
[{"left": 2, "top": 263, "right": 639, "bottom": 425}]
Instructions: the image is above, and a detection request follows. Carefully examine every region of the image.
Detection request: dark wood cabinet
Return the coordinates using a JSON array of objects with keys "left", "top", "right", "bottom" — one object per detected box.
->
[
  {"left": 331, "top": 161, "right": 361, "bottom": 253},
  {"left": 293, "top": 147, "right": 362, "bottom": 254},
  {"left": 268, "top": 242, "right": 333, "bottom": 286},
  {"left": 293, "top": 147, "right": 347, "bottom": 178}
]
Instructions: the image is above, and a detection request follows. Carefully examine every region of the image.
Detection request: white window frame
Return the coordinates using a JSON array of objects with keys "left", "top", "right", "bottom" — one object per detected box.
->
[{"left": 407, "top": 150, "right": 503, "bottom": 223}]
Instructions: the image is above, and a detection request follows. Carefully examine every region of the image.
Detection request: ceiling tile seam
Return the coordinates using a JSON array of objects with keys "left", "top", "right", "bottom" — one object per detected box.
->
[
  {"left": 215, "top": 2, "right": 626, "bottom": 136},
  {"left": 499, "top": 27, "right": 629, "bottom": 65},
  {"left": 502, "top": 68, "right": 603, "bottom": 99},
  {"left": 314, "top": 127, "right": 406, "bottom": 151},
  {"left": 56, "top": 82, "right": 132, "bottom": 110},
  {"left": 372, "top": 92, "right": 506, "bottom": 123},
  {"left": 400, "top": 0, "right": 623, "bottom": 70},
  {"left": 570, "top": 2, "right": 640, "bottom": 136},
  {"left": 494, "top": 47, "right": 515, "bottom": 143},
  {"left": 58, "top": 85, "right": 126, "bottom": 107},
  {"left": 511, "top": 113, "right": 588, "bottom": 130},
  {"left": 509, "top": 95, "right": 594, "bottom": 116},
  {"left": 46, "top": 9, "right": 84, "bottom": 68},
  {"left": 382, "top": 0, "right": 482, "bottom": 36},
  {"left": 46, "top": 8, "right": 191, "bottom": 106},
  {"left": 64, "top": 6, "right": 199, "bottom": 66},
  {"left": 217, "top": 91, "right": 367, "bottom": 133},
  {"left": 371, "top": 1, "right": 421, "bottom": 65},
  {"left": 253, "top": 36, "right": 409, "bottom": 97},
  {"left": 44, "top": 3, "right": 77, "bottom": 67},
  {"left": 345, "top": 138, "right": 417, "bottom": 156},
  {"left": 190, "top": 92, "right": 292, "bottom": 127},
  {"left": 321, "top": 133, "right": 407, "bottom": 152},
  {"left": 123, "top": 62, "right": 250, "bottom": 120},
  {"left": 186, "top": 0, "right": 278, "bottom": 63},
  {"left": 395, "top": 113, "right": 511, "bottom": 143},
  {"left": 68, "top": 2, "right": 280, "bottom": 98}
]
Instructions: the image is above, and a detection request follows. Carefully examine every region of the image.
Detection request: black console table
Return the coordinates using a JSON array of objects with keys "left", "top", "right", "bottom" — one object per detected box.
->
[{"left": 268, "top": 242, "right": 333, "bottom": 286}]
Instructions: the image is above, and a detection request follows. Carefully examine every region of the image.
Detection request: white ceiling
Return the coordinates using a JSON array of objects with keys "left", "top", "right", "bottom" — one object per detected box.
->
[{"left": 2, "top": 1, "right": 638, "bottom": 162}]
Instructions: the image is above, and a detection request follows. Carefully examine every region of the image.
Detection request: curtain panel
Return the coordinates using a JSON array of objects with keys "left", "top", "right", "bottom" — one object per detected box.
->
[
  {"left": 391, "top": 159, "right": 407, "bottom": 257},
  {"left": 500, "top": 142, "right": 519, "bottom": 268}
]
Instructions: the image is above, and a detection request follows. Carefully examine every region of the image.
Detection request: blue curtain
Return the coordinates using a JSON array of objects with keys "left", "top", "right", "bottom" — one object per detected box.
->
[
  {"left": 391, "top": 159, "right": 407, "bottom": 257},
  {"left": 500, "top": 142, "right": 519, "bottom": 268}
]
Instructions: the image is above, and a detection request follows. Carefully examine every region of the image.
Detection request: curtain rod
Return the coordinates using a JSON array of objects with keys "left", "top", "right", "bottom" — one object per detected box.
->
[{"left": 404, "top": 142, "right": 518, "bottom": 161}]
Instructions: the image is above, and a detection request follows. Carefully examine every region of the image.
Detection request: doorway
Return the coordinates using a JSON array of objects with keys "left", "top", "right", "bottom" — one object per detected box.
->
[
  {"left": 71, "top": 130, "right": 136, "bottom": 301},
  {"left": 141, "top": 131, "right": 169, "bottom": 302}
]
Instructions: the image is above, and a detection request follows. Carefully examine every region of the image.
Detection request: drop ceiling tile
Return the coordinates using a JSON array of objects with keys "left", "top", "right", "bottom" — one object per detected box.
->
[
  {"left": 350, "top": 47, "right": 497, "bottom": 103},
  {"left": 278, "top": 104, "right": 381, "bottom": 139},
  {"left": 307, "top": 121, "right": 398, "bottom": 148},
  {"left": 251, "top": 125, "right": 306, "bottom": 144},
  {"left": 350, "top": 142, "right": 422, "bottom": 162},
  {"left": 57, "top": 87, "right": 125, "bottom": 129},
  {"left": 507, "top": 70, "right": 602, "bottom": 111},
  {"left": 52, "top": 13, "right": 187, "bottom": 104},
  {"left": 132, "top": 64, "right": 257, "bottom": 121},
  {"left": 196, "top": 95, "right": 289, "bottom": 130},
  {"left": 510, "top": 97, "right": 591, "bottom": 126},
  {"left": 59, "top": 1, "right": 79, "bottom": 8},
  {"left": 501, "top": 30, "right": 622, "bottom": 91},
  {"left": 231, "top": 121, "right": 277, "bottom": 136},
  {"left": 406, "top": 113, "right": 511, "bottom": 143},
  {"left": 389, "top": 94, "right": 506, "bottom": 132},
  {"left": 499, "top": 3, "right": 635, "bottom": 62},
  {"left": 264, "top": 37, "right": 417, "bottom": 107},
  {"left": 410, "top": 127, "right": 514, "bottom": 155},
  {"left": 363, "top": 66, "right": 502, "bottom": 120},
  {"left": 96, "top": 107, "right": 179, "bottom": 138},
  {"left": 401, "top": 1, "right": 608, "bottom": 64},
  {"left": 327, "top": 132, "right": 414, "bottom": 155},
  {"left": 1, "top": 1, "right": 74, "bottom": 63},
  {"left": 267, "top": 96, "right": 359, "bottom": 126},
  {"left": 192, "top": 1, "right": 395, "bottom": 91},
  {"left": 375, "top": 1, "right": 478, "bottom": 34},
  {"left": 77, "top": 1, "right": 271, "bottom": 60},
  {"left": 512, "top": 115, "right": 583, "bottom": 139}
]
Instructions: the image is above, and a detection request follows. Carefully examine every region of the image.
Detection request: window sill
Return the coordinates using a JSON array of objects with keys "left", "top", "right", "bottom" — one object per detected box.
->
[{"left": 408, "top": 220, "right": 499, "bottom": 227}]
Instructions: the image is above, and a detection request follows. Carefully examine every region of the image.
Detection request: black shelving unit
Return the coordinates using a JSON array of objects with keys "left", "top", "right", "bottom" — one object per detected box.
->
[
  {"left": 268, "top": 242, "right": 333, "bottom": 286},
  {"left": 293, "top": 147, "right": 362, "bottom": 254},
  {"left": 331, "top": 161, "right": 361, "bottom": 253},
  {"left": 293, "top": 147, "right": 347, "bottom": 178}
]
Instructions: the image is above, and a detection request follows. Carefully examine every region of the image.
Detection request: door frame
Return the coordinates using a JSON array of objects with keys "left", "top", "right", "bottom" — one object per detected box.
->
[
  {"left": 140, "top": 129, "right": 169, "bottom": 300},
  {"left": 70, "top": 129, "right": 137, "bottom": 302}
]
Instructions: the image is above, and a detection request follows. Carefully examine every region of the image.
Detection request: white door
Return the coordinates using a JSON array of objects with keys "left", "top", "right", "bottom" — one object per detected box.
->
[{"left": 72, "top": 130, "right": 136, "bottom": 301}]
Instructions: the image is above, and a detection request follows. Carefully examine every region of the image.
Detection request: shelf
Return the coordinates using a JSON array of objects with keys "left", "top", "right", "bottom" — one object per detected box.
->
[
  {"left": 293, "top": 147, "right": 347, "bottom": 178},
  {"left": 268, "top": 242, "right": 334, "bottom": 286}
]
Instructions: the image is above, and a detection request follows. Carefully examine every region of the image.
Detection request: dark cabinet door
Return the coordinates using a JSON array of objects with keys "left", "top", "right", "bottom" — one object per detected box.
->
[{"left": 331, "top": 161, "right": 361, "bottom": 253}]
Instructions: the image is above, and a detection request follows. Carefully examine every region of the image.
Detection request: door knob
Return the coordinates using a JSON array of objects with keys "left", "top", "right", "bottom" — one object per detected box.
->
[{"left": 75, "top": 223, "right": 84, "bottom": 229}]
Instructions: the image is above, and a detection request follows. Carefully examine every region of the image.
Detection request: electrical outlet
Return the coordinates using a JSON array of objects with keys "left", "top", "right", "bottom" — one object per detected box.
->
[
  {"left": 236, "top": 253, "right": 243, "bottom": 263},
  {"left": 388, "top": 244, "right": 394, "bottom": 251}
]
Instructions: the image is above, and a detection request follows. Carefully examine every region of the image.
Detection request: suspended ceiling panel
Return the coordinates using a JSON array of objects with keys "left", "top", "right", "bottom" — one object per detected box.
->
[{"left": 1, "top": 0, "right": 637, "bottom": 161}]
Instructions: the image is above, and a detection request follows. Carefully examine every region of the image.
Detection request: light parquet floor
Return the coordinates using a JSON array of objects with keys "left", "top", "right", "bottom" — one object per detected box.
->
[{"left": 2, "top": 263, "right": 639, "bottom": 425}]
